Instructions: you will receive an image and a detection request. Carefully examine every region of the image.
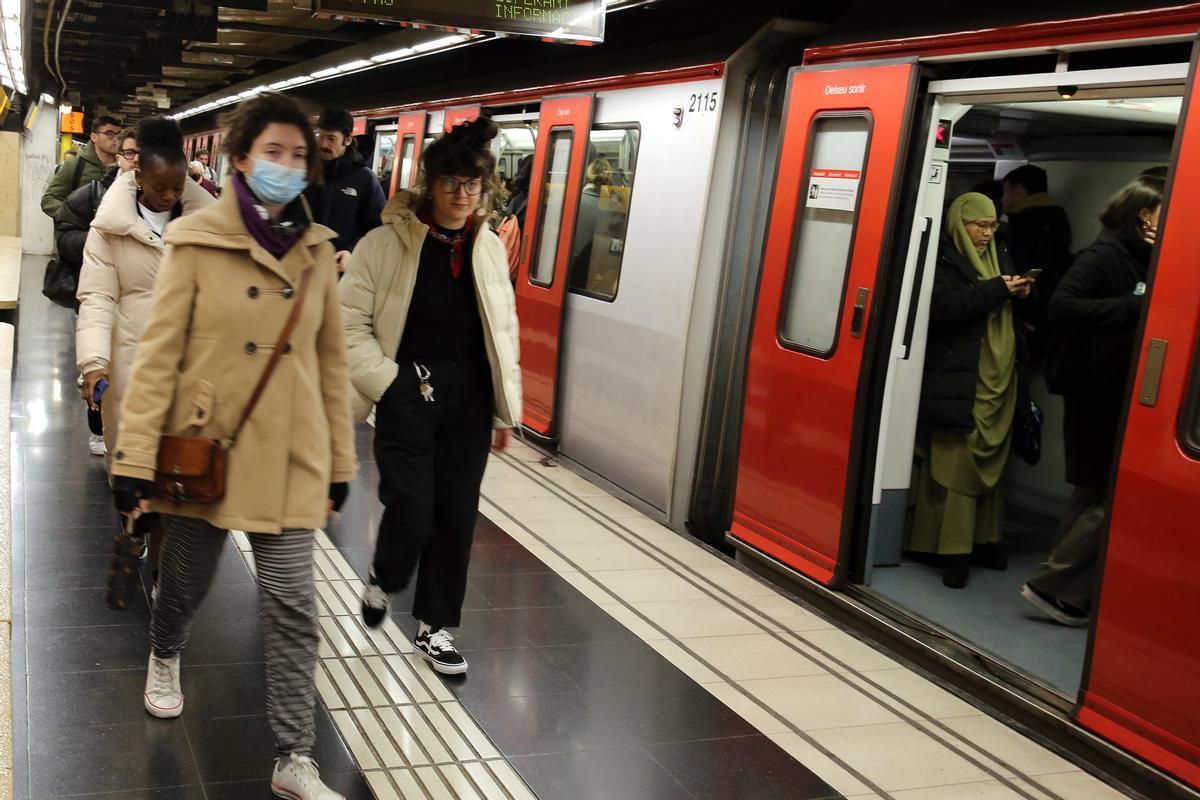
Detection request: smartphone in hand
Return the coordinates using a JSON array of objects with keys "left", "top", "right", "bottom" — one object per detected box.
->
[{"left": 1020, "top": 268, "right": 1043, "bottom": 280}]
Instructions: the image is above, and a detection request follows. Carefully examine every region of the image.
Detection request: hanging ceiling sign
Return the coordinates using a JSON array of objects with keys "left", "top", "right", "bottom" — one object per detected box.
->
[{"left": 313, "top": 0, "right": 606, "bottom": 43}]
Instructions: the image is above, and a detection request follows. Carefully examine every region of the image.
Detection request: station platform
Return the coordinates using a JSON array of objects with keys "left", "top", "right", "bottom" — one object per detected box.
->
[{"left": 7, "top": 252, "right": 1134, "bottom": 799}]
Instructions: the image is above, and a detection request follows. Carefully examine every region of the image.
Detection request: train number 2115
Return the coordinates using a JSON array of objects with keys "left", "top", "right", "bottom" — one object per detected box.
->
[{"left": 688, "top": 92, "right": 719, "bottom": 113}]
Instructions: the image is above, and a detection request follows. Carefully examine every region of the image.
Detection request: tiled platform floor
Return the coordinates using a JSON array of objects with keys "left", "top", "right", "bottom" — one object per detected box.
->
[{"left": 9, "top": 255, "right": 1136, "bottom": 800}]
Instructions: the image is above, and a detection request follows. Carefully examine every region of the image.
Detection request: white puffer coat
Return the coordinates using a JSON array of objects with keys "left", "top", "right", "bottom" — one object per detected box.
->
[
  {"left": 76, "top": 170, "right": 215, "bottom": 453},
  {"left": 339, "top": 191, "right": 521, "bottom": 428}
]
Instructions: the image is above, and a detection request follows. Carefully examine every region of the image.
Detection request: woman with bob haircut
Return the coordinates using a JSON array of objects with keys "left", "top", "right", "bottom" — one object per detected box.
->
[
  {"left": 110, "top": 92, "right": 357, "bottom": 800},
  {"left": 340, "top": 115, "right": 520, "bottom": 675}
]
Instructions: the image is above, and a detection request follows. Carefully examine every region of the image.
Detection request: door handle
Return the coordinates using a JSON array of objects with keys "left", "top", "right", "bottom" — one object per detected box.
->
[
  {"left": 1138, "top": 338, "right": 1168, "bottom": 407},
  {"left": 850, "top": 288, "right": 870, "bottom": 338}
]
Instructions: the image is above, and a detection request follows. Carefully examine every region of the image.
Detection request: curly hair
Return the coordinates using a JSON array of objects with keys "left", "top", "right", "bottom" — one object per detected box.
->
[
  {"left": 219, "top": 92, "right": 321, "bottom": 184},
  {"left": 422, "top": 116, "right": 499, "bottom": 182}
]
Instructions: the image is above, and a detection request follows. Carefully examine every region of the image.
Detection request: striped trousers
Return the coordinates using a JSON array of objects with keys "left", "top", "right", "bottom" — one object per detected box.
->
[{"left": 151, "top": 515, "right": 319, "bottom": 756}]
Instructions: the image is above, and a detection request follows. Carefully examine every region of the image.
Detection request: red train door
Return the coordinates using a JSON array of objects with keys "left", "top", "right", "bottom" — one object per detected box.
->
[
  {"left": 444, "top": 105, "right": 480, "bottom": 132},
  {"left": 729, "top": 62, "right": 917, "bottom": 584},
  {"left": 513, "top": 94, "right": 594, "bottom": 436},
  {"left": 1079, "top": 65, "right": 1200, "bottom": 790},
  {"left": 389, "top": 111, "right": 427, "bottom": 196}
]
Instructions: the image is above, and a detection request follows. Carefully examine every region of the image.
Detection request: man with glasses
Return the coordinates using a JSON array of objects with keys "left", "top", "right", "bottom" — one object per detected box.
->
[
  {"left": 303, "top": 108, "right": 386, "bottom": 273},
  {"left": 41, "top": 115, "right": 123, "bottom": 218}
]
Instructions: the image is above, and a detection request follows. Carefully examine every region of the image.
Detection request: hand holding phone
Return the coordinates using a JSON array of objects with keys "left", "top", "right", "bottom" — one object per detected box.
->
[{"left": 1021, "top": 268, "right": 1043, "bottom": 280}]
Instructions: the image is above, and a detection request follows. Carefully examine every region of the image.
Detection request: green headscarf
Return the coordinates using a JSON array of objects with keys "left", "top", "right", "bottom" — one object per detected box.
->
[
  {"left": 930, "top": 192, "right": 1016, "bottom": 497},
  {"left": 946, "top": 192, "right": 1001, "bottom": 281}
]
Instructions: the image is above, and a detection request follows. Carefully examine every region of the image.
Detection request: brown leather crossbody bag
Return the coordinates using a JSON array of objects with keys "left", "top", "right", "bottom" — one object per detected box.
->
[{"left": 154, "top": 268, "right": 314, "bottom": 505}]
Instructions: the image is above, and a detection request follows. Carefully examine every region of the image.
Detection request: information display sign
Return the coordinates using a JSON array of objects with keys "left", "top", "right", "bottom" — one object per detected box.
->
[{"left": 314, "top": 0, "right": 606, "bottom": 43}]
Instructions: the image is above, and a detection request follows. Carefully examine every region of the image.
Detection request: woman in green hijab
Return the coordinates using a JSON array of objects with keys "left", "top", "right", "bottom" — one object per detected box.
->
[{"left": 909, "top": 191, "right": 1033, "bottom": 588}]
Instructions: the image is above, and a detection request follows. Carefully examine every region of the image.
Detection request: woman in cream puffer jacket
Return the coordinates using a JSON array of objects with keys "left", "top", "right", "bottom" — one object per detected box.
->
[{"left": 339, "top": 115, "right": 520, "bottom": 675}]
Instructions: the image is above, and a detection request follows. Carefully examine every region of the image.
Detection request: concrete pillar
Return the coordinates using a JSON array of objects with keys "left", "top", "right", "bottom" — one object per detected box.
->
[
  {"left": 19, "top": 106, "right": 59, "bottom": 256},
  {"left": 0, "top": 133, "right": 18, "bottom": 238}
]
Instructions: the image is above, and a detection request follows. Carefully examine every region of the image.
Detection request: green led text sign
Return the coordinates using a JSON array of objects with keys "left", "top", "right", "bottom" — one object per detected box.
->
[{"left": 314, "top": 0, "right": 606, "bottom": 43}]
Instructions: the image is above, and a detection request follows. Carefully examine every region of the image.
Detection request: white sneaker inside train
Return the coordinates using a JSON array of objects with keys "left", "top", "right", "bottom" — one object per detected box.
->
[
  {"left": 272, "top": 754, "right": 346, "bottom": 800},
  {"left": 88, "top": 434, "right": 106, "bottom": 456}
]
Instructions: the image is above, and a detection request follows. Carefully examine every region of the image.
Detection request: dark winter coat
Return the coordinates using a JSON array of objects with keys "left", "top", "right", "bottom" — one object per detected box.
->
[
  {"left": 53, "top": 165, "right": 121, "bottom": 270},
  {"left": 303, "top": 153, "right": 386, "bottom": 255},
  {"left": 1005, "top": 202, "right": 1073, "bottom": 359},
  {"left": 41, "top": 141, "right": 109, "bottom": 218},
  {"left": 919, "top": 236, "right": 1023, "bottom": 432},
  {"left": 1045, "top": 229, "right": 1148, "bottom": 487}
]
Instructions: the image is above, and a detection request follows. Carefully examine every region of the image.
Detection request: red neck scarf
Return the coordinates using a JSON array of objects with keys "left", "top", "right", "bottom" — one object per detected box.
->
[{"left": 419, "top": 212, "right": 475, "bottom": 278}]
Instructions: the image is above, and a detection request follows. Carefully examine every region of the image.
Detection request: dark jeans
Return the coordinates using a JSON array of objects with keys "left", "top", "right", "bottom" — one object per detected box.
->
[{"left": 372, "top": 357, "right": 493, "bottom": 628}]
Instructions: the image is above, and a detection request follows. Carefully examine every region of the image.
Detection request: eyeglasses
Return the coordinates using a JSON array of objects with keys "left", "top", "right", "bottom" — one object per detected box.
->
[
  {"left": 437, "top": 176, "right": 483, "bottom": 196},
  {"left": 966, "top": 220, "right": 1000, "bottom": 233},
  {"left": 95, "top": 129, "right": 122, "bottom": 139},
  {"left": 117, "top": 148, "right": 139, "bottom": 159}
]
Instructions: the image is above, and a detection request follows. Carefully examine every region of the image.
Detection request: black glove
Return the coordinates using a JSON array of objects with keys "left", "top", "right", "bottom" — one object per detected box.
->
[
  {"left": 329, "top": 482, "right": 349, "bottom": 512},
  {"left": 113, "top": 476, "right": 154, "bottom": 514}
]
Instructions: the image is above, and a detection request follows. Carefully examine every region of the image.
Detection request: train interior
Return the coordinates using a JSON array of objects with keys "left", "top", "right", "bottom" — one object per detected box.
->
[{"left": 861, "top": 89, "right": 1181, "bottom": 698}]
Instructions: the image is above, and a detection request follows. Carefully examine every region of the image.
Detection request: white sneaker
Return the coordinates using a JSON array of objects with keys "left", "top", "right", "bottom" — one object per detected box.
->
[
  {"left": 144, "top": 652, "right": 183, "bottom": 718},
  {"left": 88, "top": 434, "right": 106, "bottom": 456},
  {"left": 272, "top": 754, "right": 346, "bottom": 800}
]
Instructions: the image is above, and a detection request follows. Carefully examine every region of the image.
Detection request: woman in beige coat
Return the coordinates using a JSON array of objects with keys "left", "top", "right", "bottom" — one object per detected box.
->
[
  {"left": 340, "top": 116, "right": 520, "bottom": 675},
  {"left": 110, "top": 94, "right": 356, "bottom": 800}
]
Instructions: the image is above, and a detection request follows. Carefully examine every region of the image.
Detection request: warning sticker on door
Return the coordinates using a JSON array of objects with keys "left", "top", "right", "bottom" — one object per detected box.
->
[{"left": 806, "top": 169, "right": 861, "bottom": 212}]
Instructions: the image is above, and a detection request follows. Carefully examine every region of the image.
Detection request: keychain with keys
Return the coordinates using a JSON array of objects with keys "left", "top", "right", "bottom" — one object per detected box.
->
[{"left": 414, "top": 362, "right": 435, "bottom": 402}]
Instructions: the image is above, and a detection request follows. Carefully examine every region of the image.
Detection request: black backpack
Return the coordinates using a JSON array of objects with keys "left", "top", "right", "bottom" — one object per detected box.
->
[{"left": 42, "top": 157, "right": 89, "bottom": 309}]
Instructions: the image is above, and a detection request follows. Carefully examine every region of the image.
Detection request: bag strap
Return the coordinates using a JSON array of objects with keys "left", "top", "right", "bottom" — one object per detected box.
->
[
  {"left": 69, "top": 155, "right": 86, "bottom": 193},
  {"left": 229, "top": 267, "right": 314, "bottom": 446}
]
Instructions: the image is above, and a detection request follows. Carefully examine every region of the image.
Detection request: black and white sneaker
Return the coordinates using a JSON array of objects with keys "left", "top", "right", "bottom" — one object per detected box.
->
[
  {"left": 361, "top": 577, "right": 388, "bottom": 629},
  {"left": 414, "top": 626, "right": 468, "bottom": 675}
]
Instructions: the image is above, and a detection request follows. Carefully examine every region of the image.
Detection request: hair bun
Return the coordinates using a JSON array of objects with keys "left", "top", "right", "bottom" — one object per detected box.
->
[
  {"left": 450, "top": 115, "right": 499, "bottom": 149},
  {"left": 136, "top": 116, "right": 183, "bottom": 150}
]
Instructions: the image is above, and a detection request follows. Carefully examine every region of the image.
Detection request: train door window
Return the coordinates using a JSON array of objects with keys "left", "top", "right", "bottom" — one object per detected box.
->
[
  {"left": 373, "top": 130, "right": 397, "bottom": 182},
  {"left": 397, "top": 135, "right": 417, "bottom": 189},
  {"left": 495, "top": 125, "right": 536, "bottom": 186},
  {"left": 1184, "top": 330, "right": 1200, "bottom": 457},
  {"left": 530, "top": 129, "right": 573, "bottom": 286},
  {"left": 778, "top": 115, "right": 871, "bottom": 355},
  {"left": 567, "top": 126, "right": 641, "bottom": 301}
]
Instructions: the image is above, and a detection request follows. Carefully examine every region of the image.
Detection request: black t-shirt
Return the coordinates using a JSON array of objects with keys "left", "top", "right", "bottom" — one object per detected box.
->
[{"left": 397, "top": 224, "right": 488, "bottom": 361}]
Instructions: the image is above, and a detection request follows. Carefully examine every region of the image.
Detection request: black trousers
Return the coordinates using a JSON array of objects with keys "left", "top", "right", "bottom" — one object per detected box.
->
[{"left": 372, "top": 358, "right": 493, "bottom": 628}]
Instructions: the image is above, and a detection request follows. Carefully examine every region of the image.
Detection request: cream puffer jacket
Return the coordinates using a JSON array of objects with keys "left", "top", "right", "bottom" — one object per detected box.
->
[
  {"left": 339, "top": 191, "right": 521, "bottom": 428},
  {"left": 76, "top": 170, "right": 215, "bottom": 453}
]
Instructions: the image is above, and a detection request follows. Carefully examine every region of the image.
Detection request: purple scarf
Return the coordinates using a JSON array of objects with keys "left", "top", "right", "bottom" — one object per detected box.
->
[{"left": 232, "top": 172, "right": 304, "bottom": 260}]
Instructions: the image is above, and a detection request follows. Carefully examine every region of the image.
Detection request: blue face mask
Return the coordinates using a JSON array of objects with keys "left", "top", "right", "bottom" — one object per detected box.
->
[{"left": 245, "top": 158, "right": 308, "bottom": 205}]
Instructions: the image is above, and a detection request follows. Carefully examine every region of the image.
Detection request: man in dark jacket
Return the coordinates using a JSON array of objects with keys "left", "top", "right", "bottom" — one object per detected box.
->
[
  {"left": 304, "top": 108, "right": 386, "bottom": 273},
  {"left": 41, "top": 115, "right": 123, "bottom": 218},
  {"left": 1001, "top": 164, "right": 1073, "bottom": 363},
  {"left": 53, "top": 129, "right": 138, "bottom": 276}
]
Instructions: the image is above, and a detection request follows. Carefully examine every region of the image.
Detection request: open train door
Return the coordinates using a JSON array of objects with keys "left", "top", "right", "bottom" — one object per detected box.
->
[
  {"left": 389, "top": 111, "right": 427, "bottom": 196},
  {"left": 1079, "top": 56, "right": 1200, "bottom": 791},
  {"left": 514, "top": 94, "right": 594, "bottom": 437},
  {"left": 729, "top": 62, "right": 918, "bottom": 585},
  {"left": 444, "top": 105, "right": 480, "bottom": 132}
]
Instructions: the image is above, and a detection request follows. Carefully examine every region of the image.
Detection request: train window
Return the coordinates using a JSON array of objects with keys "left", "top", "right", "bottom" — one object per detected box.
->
[
  {"left": 567, "top": 126, "right": 640, "bottom": 302},
  {"left": 778, "top": 114, "right": 872, "bottom": 356},
  {"left": 398, "top": 136, "right": 416, "bottom": 190},
  {"left": 1183, "top": 330, "right": 1200, "bottom": 458},
  {"left": 530, "top": 129, "right": 573, "bottom": 286}
]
